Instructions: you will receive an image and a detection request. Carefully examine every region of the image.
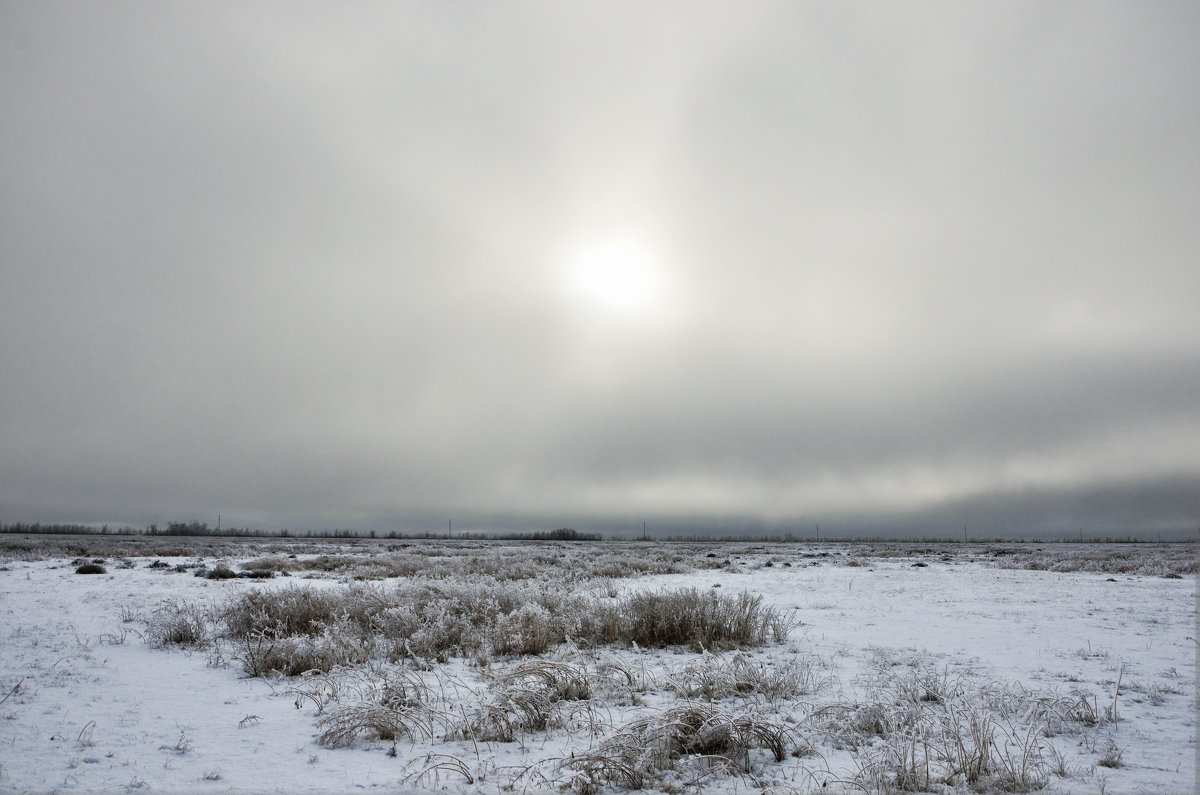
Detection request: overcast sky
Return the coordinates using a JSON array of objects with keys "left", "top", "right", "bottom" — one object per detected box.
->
[{"left": 3, "top": 2, "right": 1198, "bottom": 537}]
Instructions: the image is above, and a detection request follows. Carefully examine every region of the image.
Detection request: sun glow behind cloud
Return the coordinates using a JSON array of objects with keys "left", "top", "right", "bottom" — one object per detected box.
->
[
  {"left": 550, "top": 224, "right": 690, "bottom": 350},
  {"left": 560, "top": 236, "right": 663, "bottom": 316}
]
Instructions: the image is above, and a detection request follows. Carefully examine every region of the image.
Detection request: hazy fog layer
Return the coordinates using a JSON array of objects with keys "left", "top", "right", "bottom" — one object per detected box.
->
[{"left": 3, "top": 2, "right": 1198, "bottom": 536}]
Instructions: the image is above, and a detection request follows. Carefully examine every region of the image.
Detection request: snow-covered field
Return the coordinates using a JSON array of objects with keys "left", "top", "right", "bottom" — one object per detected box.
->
[{"left": 0, "top": 537, "right": 1195, "bottom": 793}]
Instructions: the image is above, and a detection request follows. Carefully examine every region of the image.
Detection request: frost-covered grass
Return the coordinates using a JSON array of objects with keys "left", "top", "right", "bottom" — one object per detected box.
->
[
  {"left": 0, "top": 538, "right": 1194, "bottom": 793},
  {"left": 170, "top": 579, "right": 793, "bottom": 675}
]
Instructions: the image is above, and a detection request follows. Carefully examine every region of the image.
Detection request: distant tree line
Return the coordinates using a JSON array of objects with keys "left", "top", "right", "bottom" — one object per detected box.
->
[
  {"left": 0, "top": 522, "right": 1186, "bottom": 544},
  {"left": 0, "top": 522, "right": 600, "bottom": 541},
  {"left": 452, "top": 528, "right": 601, "bottom": 541},
  {"left": 664, "top": 533, "right": 1182, "bottom": 544},
  {"left": 1, "top": 522, "right": 111, "bottom": 535}
]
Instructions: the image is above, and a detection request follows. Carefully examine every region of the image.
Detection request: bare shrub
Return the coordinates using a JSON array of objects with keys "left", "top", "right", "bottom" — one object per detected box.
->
[{"left": 75, "top": 563, "right": 106, "bottom": 574}]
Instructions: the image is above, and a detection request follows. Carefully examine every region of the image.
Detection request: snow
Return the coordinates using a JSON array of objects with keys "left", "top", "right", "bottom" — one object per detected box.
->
[{"left": 1, "top": 541, "right": 1195, "bottom": 793}]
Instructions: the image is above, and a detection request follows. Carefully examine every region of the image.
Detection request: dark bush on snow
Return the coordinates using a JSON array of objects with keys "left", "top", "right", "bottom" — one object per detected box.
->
[
  {"left": 75, "top": 563, "right": 106, "bottom": 574},
  {"left": 206, "top": 566, "right": 237, "bottom": 580}
]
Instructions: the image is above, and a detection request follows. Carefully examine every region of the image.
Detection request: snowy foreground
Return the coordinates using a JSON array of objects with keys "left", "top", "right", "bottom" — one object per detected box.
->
[{"left": 0, "top": 538, "right": 1195, "bottom": 794}]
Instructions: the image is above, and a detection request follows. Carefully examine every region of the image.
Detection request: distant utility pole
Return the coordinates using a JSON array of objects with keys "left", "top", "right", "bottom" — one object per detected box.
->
[
  {"left": 643, "top": 521, "right": 647, "bottom": 541},
  {"left": 448, "top": 518, "right": 452, "bottom": 539},
  {"left": 217, "top": 514, "right": 221, "bottom": 533},
  {"left": 816, "top": 523, "right": 819, "bottom": 541}
]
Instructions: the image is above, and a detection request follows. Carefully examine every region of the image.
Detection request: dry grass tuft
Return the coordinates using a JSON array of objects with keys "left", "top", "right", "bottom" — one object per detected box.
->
[
  {"left": 317, "top": 702, "right": 444, "bottom": 747},
  {"left": 590, "top": 588, "right": 790, "bottom": 651},
  {"left": 665, "top": 652, "right": 827, "bottom": 702},
  {"left": 561, "top": 702, "right": 794, "bottom": 791},
  {"left": 145, "top": 600, "right": 209, "bottom": 648}
]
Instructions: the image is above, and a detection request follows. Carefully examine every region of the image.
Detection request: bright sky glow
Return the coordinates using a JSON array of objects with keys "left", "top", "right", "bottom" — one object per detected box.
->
[{"left": 561, "top": 237, "right": 664, "bottom": 316}]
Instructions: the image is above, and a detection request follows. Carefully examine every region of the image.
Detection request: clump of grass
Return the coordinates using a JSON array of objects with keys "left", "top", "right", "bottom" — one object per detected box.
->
[
  {"left": 312, "top": 666, "right": 456, "bottom": 748},
  {"left": 562, "top": 703, "right": 793, "bottom": 790},
  {"left": 75, "top": 563, "right": 106, "bottom": 574},
  {"left": 1097, "top": 738, "right": 1124, "bottom": 768},
  {"left": 236, "top": 569, "right": 274, "bottom": 579},
  {"left": 220, "top": 585, "right": 383, "bottom": 640},
  {"left": 460, "top": 687, "right": 558, "bottom": 741},
  {"left": 490, "top": 603, "right": 561, "bottom": 657},
  {"left": 291, "top": 665, "right": 440, "bottom": 716},
  {"left": 665, "top": 652, "right": 827, "bottom": 702},
  {"left": 201, "top": 582, "right": 791, "bottom": 679},
  {"left": 232, "top": 620, "right": 372, "bottom": 677},
  {"left": 317, "top": 702, "right": 444, "bottom": 748},
  {"left": 237, "top": 556, "right": 295, "bottom": 573},
  {"left": 589, "top": 588, "right": 788, "bottom": 651},
  {"left": 498, "top": 660, "right": 591, "bottom": 702},
  {"left": 145, "top": 600, "right": 210, "bottom": 647},
  {"left": 456, "top": 660, "right": 593, "bottom": 742},
  {"left": 838, "top": 668, "right": 1058, "bottom": 792}
]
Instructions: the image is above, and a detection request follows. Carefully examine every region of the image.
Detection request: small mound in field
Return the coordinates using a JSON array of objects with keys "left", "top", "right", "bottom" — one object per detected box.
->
[
  {"left": 206, "top": 566, "right": 237, "bottom": 580},
  {"left": 237, "top": 569, "right": 274, "bottom": 579},
  {"left": 75, "top": 563, "right": 106, "bottom": 574}
]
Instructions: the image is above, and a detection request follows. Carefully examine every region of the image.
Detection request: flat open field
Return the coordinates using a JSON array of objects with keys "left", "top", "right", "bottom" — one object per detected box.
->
[{"left": 0, "top": 537, "right": 1195, "bottom": 793}]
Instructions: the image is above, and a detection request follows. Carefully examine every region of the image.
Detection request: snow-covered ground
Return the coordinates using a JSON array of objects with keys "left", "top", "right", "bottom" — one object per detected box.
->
[{"left": 0, "top": 540, "right": 1194, "bottom": 793}]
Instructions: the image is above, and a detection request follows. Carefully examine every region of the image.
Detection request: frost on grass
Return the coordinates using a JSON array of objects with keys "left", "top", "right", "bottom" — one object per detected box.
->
[
  {"left": 207, "top": 582, "right": 792, "bottom": 677},
  {"left": 562, "top": 703, "right": 795, "bottom": 792},
  {"left": 664, "top": 651, "right": 827, "bottom": 702},
  {"left": 818, "top": 665, "right": 1129, "bottom": 792},
  {"left": 6, "top": 536, "right": 1191, "bottom": 794},
  {"left": 144, "top": 600, "right": 209, "bottom": 648}
]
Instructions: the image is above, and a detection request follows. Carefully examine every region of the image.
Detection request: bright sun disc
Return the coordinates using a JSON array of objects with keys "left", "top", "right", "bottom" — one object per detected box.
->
[{"left": 562, "top": 237, "right": 661, "bottom": 314}]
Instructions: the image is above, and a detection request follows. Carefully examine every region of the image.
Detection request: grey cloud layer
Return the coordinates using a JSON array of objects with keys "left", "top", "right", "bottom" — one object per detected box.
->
[{"left": 3, "top": 2, "right": 1198, "bottom": 534}]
